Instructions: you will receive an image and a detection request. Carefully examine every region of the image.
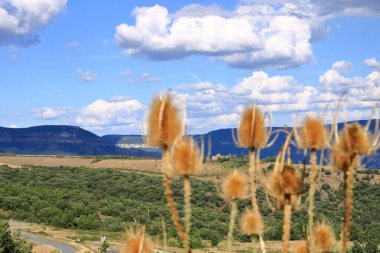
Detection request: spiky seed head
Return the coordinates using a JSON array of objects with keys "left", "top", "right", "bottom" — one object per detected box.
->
[
  {"left": 121, "top": 228, "right": 153, "bottom": 253},
  {"left": 238, "top": 106, "right": 266, "bottom": 148},
  {"left": 172, "top": 137, "right": 201, "bottom": 176},
  {"left": 223, "top": 170, "right": 247, "bottom": 201},
  {"left": 294, "top": 240, "right": 308, "bottom": 253},
  {"left": 282, "top": 165, "right": 302, "bottom": 194},
  {"left": 300, "top": 117, "right": 326, "bottom": 149},
  {"left": 146, "top": 93, "right": 182, "bottom": 148},
  {"left": 339, "top": 123, "right": 370, "bottom": 155},
  {"left": 268, "top": 165, "right": 302, "bottom": 209},
  {"left": 332, "top": 147, "right": 353, "bottom": 172},
  {"left": 240, "top": 209, "right": 263, "bottom": 235},
  {"left": 314, "top": 223, "right": 335, "bottom": 252}
]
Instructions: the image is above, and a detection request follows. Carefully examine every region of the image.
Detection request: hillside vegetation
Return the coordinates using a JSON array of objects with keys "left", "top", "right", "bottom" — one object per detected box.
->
[{"left": 0, "top": 165, "right": 378, "bottom": 251}]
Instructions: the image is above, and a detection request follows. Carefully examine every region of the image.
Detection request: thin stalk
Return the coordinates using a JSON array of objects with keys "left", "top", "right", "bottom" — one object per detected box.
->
[
  {"left": 249, "top": 148, "right": 258, "bottom": 211},
  {"left": 184, "top": 175, "right": 192, "bottom": 253},
  {"left": 307, "top": 148, "right": 317, "bottom": 253},
  {"left": 227, "top": 200, "right": 238, "bottom": 252},
  {"left": 282, "top": 204, "right": 292, "bottom": 253},
  {"left": 162, "top": 148, "right": 185, "bottom": 243},
  {"left": 250, "top": 148, "right": 267, "bottom": 253},
  {"left": 259, "top": 233, "right": 267, "bottom": 253},
  {"left": 341, "top": 155, "right": 356, "bottom": 253}
]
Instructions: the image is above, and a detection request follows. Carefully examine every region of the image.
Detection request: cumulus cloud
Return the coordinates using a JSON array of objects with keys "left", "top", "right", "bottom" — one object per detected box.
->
[
  {"left": 77, "top": 69, "right": 97, "bottom": 82},
  {"left": 172, "top": 58, "right": 380, "bottom": 132},
  {"left": 364, "top": 57, "right": 380, "bottom": 70},
  {"left": 114, "top": 4, "right": 312, "bottom": 69},
  {"left": 0, "top": 0, "right": 67, "bottom": 46},
  {"left": 114, "top": 1, "right": 380, "bottom": 69},
  {"left": 32, "top": 107, "right": 67, "bottom": 120},
  {"left": 75, "top": 98, "right": 144, "bottom": 128}
]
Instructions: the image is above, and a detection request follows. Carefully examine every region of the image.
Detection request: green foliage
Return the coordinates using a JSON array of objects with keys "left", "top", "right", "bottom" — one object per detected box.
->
[
  {"left": 0, "top": 220, "right": 32, "bottom": 253},
  {"left": 0, "top": 165, "right": 378, "bottom": 248},
  {"left": 100, "top": 239, "right": 109, "bottom": 253}
]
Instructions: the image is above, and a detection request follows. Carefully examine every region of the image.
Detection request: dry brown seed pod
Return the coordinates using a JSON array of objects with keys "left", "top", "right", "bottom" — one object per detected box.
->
[
  {"left": 172, "top": 137, "right": 202, "bottom": 176},
  {"left": 240, "top": 209, "right": 263, "bottom": 235},
  {"left": 268, "top": 165, "right": 302, "bottom": 209},
  {"left": 300, "top": 117, "right": 326, "bottom": 149},
  {"left": 332, "top": 146, "right": 355, "bottom": 172},
  {"left": 146, "top": 93, "right": 182, "bottom": 148},
  {"left": 294, "top": 240, "right": 308, "bottom": 253},
  {"left": 314, "top": 223, "right": 335, "bottom": 252},
  {"left": 238, "top": 106, "right": 266, "bottom": 148},
  {"left": 339, "top": 123, "right": 370, "bottom": 155},
  {"left": 223, "top": 170, "right": 247, "bottom": 201},
  {"left": 121, "top": 227, "right": 153, "bottom": 253}
]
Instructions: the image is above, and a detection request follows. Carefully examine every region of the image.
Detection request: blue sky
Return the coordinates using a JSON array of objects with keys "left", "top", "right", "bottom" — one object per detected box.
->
[{"left": 0, "top": 0, "right": 380, "bottom": 135}]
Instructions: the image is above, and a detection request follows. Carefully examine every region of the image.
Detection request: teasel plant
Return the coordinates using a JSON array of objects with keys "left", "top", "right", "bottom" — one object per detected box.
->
[
  {"left": 121, "top": 226, "right": 154, "bottom": 253},
  {"left": 293, "top": 115, "right": 335, "bottom": 253},
  {"left": 332, "top": 105, "right": 379, "bottom": 253},
  {"left": 233, "top": 104, "right": 281, "bottom": 253},
  {"left": 171, "top": 136, "right": 203, "bottom": 253},
  {"left": 222, "top": 170, "right": 248, "bottom": 252},
  {"left": 266, "top": 133, "right": 307, "bottom": 253},
  {"left": 144, "top": 92, "right": 186, "bottom": 244}
]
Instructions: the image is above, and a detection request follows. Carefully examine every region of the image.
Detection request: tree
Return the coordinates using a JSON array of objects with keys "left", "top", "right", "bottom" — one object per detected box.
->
[
  {"left": 100, "top": 239, "right": 109, "bottom": 253},
  {"left": 0, "top": 221, "right": 32, "bottom": 253}
]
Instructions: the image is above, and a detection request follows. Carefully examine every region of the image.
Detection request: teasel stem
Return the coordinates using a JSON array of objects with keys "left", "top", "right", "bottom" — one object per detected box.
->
[
  {"left": 161, "top": 217, "right": 167, "bottom": 249},
  {"left": 184, "top": 175, "right": 192, "bottom": 253},
  {"left": 307, "top": 148, "right": 317, "bottom": 253},
  {"left": 283, "top": 203, "right": 292, "bottom": 253},
  {"left": 249, "top": 148, "right": 259, "bottom": 211},
  {"left": 227, "top": 200, "right": 238, "bottom": 252},
  {"left": 249, "top": 148, "right": 267, "bottom": 253},
  {"left": 162, "top": 147, "right": 186, "bottom": 243},
  {"left": 341, "top": 155, "right": 356, "bottom": 253},
  {"left": 259, "top": 232, "right": 267, "bottom": 253}
]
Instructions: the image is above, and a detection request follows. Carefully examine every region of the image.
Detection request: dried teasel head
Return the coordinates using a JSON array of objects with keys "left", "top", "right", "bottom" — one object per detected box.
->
[
  {"left": 332, "top": 146, "right": 355, "bottom": 172},
  {"left": 299, "top": 117, "right": 327, "bottom": 149},
  {"left": 222, "top": 170, "right": 247, "bottom": 201},
  {"left": 238, "top": 106, "right": 266, "bottom": 148},
  {"left": 172, "top": 137, "right": 202, "bottom": 176},
  {"left": 121, "top": 227, "right": 153, "bottom": 253},
  {"left": 240, "top": 209, "right": 263, "bottom": 235},
  {"left": 145, "top": 93, "right": 183, "bottom": 148},
  {"left": 268, "top": 165, "right": 302, "bottom": 209},
  {"left": 314, "top": 223, "right": 335, "bottom": 252},
  {"left": 294, "top": 240, "right": 308, "bottom": 253},
  {"left": 338, "top": 123, "right": 370, "bottom": 155}
]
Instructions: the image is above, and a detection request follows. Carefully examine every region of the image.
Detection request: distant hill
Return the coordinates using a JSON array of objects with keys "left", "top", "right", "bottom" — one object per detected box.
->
[
  {"left": 0, "top": 125, "right": 155, "bottom": 156},
  {"left": 104, "top": 120, "right": 380, "bottom": 168}
]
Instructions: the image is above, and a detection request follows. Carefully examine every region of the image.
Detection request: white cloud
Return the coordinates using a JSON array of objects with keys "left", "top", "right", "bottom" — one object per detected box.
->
[
  {"left": 75, "top": 98, "right": 144, "bottom": 127},
  {"left": 114, "top": 4, "right": 312, "bottom": 69},
  {"left": 0, "top": 0, "right": 67, "bottom": 46},
  {"left": 332, "top": 60, "right": 353, "bottom": 71},
  {"left": 77, "top": 69, "right": 97, "bottom": 82},
  {"left": 66, "top": 41, "right": 79, "bottom": 47},
  {"left": 7, "top": 124, "right": 18, "bottom": 128},
  {"left": 120, "top": 70, "right": 161, "bottom": 84},
  {"left": 32, "top": 107, "right": 67, "bottom": 120},
  {"left": 364, "top": 57, "right": 380, "bottom": 70},
  {"left": 176, "top": 81, "right": 225, "bottom": 91}
]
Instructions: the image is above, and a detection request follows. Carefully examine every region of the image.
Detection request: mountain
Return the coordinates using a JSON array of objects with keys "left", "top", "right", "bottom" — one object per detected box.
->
[
  {"left": 104, "top": 120, "right": 380, "bottom": 168},
  {"left": 0, "top": 125, "right": 155, "bottom": 156}
]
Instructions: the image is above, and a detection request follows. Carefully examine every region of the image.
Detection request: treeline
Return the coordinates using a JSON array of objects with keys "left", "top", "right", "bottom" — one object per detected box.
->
[{"left": 0, "top": 165, "right": 378, "bottom": 249}]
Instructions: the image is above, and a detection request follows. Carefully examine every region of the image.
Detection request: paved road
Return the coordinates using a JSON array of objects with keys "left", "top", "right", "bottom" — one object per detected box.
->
[{"left": 20, "top": 232, "right": 76, "bottom": 253}]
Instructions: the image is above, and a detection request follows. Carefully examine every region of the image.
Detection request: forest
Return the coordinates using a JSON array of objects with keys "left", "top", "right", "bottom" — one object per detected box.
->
[{"left": 0, "top": 165, "right": 378, "bottom": 251}]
